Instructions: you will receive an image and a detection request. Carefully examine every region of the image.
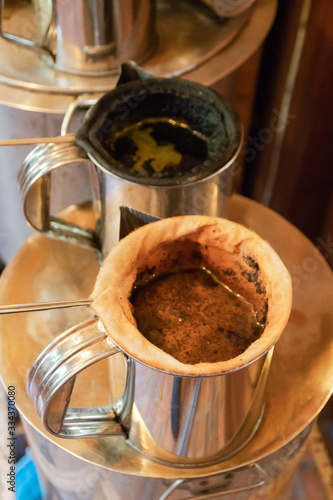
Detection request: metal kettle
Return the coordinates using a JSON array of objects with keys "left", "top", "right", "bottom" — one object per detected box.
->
[{"left": 0, "top": 0, "right": 156, "bottom": 75}]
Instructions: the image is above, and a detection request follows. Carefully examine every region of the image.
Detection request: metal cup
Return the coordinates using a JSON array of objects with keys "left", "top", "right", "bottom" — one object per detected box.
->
[
  {"left": 0, "top": 0, "right": 156, "bottom": 75},
  {"left": 27, "top": 216, "right": 292, "bottom": 464},
  {"left": 27, "top": 315, "right": 270, "bottom": 464},
  {"left": 19, "top": 76, "right": 243, "bottom": 256}
]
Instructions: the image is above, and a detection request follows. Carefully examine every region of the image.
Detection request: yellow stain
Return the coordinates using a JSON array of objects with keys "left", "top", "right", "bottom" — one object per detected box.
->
[{"left": 117, "top": 125, "right": 182, "bottom": 173}]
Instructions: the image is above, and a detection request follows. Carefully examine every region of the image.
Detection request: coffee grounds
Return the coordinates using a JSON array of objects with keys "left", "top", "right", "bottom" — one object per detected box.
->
[{"left": 131, "top": 268, "right": 264, "bottom": 365}]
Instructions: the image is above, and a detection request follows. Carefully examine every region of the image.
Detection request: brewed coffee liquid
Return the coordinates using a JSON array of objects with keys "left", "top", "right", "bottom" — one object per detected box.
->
[
  {"left": 108, "top": 118, "right": 208, "bottom": 177},
  {"left": 131, "top": 268, "right": 264, "bottom": 365}
]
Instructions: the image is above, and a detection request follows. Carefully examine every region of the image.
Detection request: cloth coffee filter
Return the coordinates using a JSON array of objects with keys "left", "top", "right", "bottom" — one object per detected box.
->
[{"left": 91, "top": 215, "right": 292, "bottom": 376}]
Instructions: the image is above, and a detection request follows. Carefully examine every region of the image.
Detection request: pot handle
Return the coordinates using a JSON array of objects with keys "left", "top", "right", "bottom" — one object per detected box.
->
[
  {"left": 159, "top": 463, "right": 268, "bottom": 499},
  {"left": 0, "top": 0, "right": 54, "bottom": 62},
  {"left": 27, "top": 316, "right": 126, "bottom": 438}
]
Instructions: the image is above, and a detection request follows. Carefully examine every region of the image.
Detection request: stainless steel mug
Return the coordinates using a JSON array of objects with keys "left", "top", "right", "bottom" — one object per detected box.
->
[
  {"left": 0, "top": 0, "right": 156, "bottom": 75},
  {"left": 27, "top": 216, "right": 292, "bottom": 464},
  {"left": 19, "top": 75, "right": 243, "bottom": 256}
]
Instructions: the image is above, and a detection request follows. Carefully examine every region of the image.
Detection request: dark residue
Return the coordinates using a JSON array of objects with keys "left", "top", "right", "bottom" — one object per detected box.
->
[
  {"left": 191, "top": 250, "right": 203, "bottom": 261},
  {"left": 223, "top": 268, "right": 236, "bottom": 277},
  {"left": 225, "top": 330, "right": 253, "bottom": 349},
  {"left": 135, "top": 265, "right": 157, "bottom": 285},
  {"left": 260, "top": 300, "right": 268, "bottom": 325},
  {"left": 241, "top": 269, "right": 265, "bottom": 294},
  {"left": 242, "top": 256, "right": 266, "bottom": 294},
  {"left": 246, "top": 256, "right": 260, "bottom": 271}
]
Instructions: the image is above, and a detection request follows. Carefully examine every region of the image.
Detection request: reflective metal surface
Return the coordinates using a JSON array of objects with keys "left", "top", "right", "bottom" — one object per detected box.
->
[
  {"left": 126, "top": 352, "right": 270, "bottom": 464},
  {"left": 0, "top": 0, "right": 155, "bottom": 75},
  {"left": 0, "top": 195, "right": 332, "bottom": 478},
  {"left": 21, "top": 419, "right": 312, "bottom": 499},
  {"left": 26, "top": 309, "right": 270, "bottom": 462},
  {"left": 27, "top": 316, "right": 124, "bottom": 438},
  {"left": 55, "top": 0, "right": 155, "bottom": 75},
  {"left": 0, "top": 0, "right": 277, "bottom": 112},
  {"left": 0, "top": 133, "right": 75, "bottom": 146},
  {"left": 0, "top": 297, "right": 92, "bottom": 314}
]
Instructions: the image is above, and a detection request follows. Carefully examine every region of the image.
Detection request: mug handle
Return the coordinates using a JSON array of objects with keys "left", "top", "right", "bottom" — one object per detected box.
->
[
  {"left": 27, "top": 316, "right": 129, "bottom": 438},
  {"left": 19, "top": 142, "right": 98, "bottom": 248},
  {"left": 0, "top": 0, "right": 54, "bottom": 62},
  {"left": 19, "top": 96, "right": 101, "bottom": 248}
]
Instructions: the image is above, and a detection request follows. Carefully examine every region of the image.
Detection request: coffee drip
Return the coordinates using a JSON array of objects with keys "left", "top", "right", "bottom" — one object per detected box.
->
[{"left": 91, "top": 215, "right": 291, "bottom": 376}]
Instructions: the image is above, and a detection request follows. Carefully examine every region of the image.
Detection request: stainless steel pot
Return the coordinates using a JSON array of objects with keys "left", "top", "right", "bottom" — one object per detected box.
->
[
  {"left": 0, "top": 196, "right": 331, "bottom": 499},
  {"left": 26, "top": 213, "right": 292, "bottom": 464},
  {"left": 22, "top": 417, "right": 312, "bottom": 500},
  {"left": 0, "top": 0, "right": 156, "bottom": 75}
]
